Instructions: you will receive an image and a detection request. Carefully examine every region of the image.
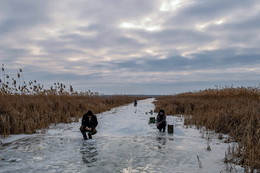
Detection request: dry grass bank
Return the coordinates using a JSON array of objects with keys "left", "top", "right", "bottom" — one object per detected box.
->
[
  {"left": 154, "top": 87, "right": 260, "bottom": 172},
  {"left": 0, "top": 94, "right": 141, "bottom": 136},
  {"left": 1, "top": 65, "right": 145, "bottom": 136}
]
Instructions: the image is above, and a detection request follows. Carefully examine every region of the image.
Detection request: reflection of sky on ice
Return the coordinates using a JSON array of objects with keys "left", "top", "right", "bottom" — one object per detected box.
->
[{"left": 0, "top": 98, "right": 243, "bottom": 173}]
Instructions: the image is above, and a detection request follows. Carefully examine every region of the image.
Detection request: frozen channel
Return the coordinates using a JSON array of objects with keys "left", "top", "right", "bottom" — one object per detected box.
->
[{"left": 0, "top": 98, "right": 243, "bottom": 173}]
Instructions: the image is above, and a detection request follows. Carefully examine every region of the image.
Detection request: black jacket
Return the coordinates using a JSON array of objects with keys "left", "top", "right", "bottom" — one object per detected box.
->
[
  {"left": 81, "top": 113, "right": 98, "bottom": 130},
  {"left": 156, "top": 114, "right": 166, "bottom": 126},
  {"left": 156, "top": 110, "right": 166, "bottom": 126}
]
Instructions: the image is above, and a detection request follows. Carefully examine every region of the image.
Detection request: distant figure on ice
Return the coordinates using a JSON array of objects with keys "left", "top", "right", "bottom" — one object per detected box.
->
[
  {"left": 156, "top": 109, "right": 167, "bottom": 132},
  {"left": 134, "top": 100, "right": 137, "bottom": 107},
  {"left": 80, "top": 110, "right": 98, "bottom": 140}
]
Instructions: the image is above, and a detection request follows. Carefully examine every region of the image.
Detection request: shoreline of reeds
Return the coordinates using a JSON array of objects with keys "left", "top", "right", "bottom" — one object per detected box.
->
[
  {"left": 0, "top": 94, "right": 143, "bottom": 136},
  {"left": 0, "top": 65, "right": 146, "bottom": 137},
  {"left": 154, "top": 87, "right": 260, "bottom": 172}
]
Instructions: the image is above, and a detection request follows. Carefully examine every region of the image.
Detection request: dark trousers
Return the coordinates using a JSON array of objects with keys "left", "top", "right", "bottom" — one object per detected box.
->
[
  {"left": 80, "top": 127, "right": 92, "bottom": 140},
  {"left": 157, "top": 122, "right": 166, "bottom": 132}
]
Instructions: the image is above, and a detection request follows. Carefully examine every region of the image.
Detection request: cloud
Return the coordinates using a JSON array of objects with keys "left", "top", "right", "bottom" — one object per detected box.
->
[
  {"left": 0, "top": 0, "right": 51, "bottom": 34},
  {"left": 111, "top": 48, "right": 260, "bottom": 71},
  {"left": 0, "top": 0, "right": 260, "bottom": 94}
]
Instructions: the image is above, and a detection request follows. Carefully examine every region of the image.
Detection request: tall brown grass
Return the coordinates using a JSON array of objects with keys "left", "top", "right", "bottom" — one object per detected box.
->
[
  {"left": 0, "top": 94, "right": 140, "bottom": 136},
  {"left": 0, "top": 65, "right": 143, "bottom": 136},
  {"left": 154, "top": 87, "right": 260, "bottom": 172}
]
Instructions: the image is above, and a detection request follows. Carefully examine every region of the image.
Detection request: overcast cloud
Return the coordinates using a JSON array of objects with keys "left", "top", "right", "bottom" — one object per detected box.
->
[{"left": 0, "top": 0, "right": 260, "bottom": 95}]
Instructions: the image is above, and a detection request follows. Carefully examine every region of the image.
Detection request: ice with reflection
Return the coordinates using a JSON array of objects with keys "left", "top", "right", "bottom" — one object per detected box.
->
[
  {"left": 0, "top": 98, "right": 243, "bottom": 173},
  {"left": 80, "top": 141, "right": 98, "bottom": 166}
]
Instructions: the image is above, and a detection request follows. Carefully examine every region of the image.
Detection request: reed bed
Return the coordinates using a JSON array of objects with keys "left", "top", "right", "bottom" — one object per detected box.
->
[
  {"left": 154, "top": 87, "right": 260, "bottom": 172},
  {"left": 0, "top": 94, "right": 140, "bottom": 136},
  {"left": 0, "top": 65, "right": 142, "bottom": 136}
]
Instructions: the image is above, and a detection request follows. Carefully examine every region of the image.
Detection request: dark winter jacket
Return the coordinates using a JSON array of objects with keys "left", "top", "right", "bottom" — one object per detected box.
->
[
  {"left": 156, "top": 110, "right": 166, "bottom": 126},
  {"left": 134, "top": 100, "right": 137, "bottom": 106},
  {"left": 81, "top": 111, "right": 98, "bottom": 130}
]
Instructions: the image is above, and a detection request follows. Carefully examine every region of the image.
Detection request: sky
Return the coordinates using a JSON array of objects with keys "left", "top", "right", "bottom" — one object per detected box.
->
[{"left": 0, "top": 0, "right": 260, "bottom": 95}]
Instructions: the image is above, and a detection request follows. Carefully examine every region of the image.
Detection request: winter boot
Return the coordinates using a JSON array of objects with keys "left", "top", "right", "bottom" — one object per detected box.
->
[
  {"left": 83, "top": 133, "right": 88, "bottom": 140},
  {"left": 88, "top": 133, "right": 92, "bottom": 139}
]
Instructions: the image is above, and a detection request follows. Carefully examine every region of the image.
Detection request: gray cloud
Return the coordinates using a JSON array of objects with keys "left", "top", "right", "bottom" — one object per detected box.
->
[
  {"left": 60, "top": 26, "right": 144, "bottom": 50},
  {"left": 0, "top": 46, "right": 30, "bottom": 60},
  {"left": 0, "top": 0, "right": 260, "bottom": 94},
  {"left": 0, "top": 0, "right": 51, "bottom": 34},
  {"left": 165, "top": 0, "right": 257, "bottom": 27},
  {"left": 74, "top": 0, "right": 160, "bottom": 23},
  {"left": 111, "top": 48, "right": 260, "bottom": 72}
]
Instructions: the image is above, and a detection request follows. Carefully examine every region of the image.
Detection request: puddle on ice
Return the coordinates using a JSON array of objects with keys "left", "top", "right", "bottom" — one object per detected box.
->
[{"left": 0, "top": 98, "right": 244, "bottom": 173}]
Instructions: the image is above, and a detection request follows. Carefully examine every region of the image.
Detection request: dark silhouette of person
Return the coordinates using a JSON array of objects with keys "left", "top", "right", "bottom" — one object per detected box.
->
[
  {"left": 134, "top": 100, "right": 137, "bottom": 107},
  {"left": 80, "top": 110, "right": 98, "bottom": 140},
  {"left": 156, "top": 109, "right": 167, "bottom": 132}
]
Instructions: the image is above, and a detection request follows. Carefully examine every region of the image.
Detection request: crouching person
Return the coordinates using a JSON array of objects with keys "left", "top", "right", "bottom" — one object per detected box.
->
[
  {"left": 156, "top": 109, "right": 167, "bottom": 132},
  {"left": 80, "top": 110, "right": 98, "bottom": 140}
]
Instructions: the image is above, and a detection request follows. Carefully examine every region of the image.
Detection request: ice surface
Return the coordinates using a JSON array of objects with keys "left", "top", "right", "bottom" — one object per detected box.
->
[{"left": 0, "top": 98, "right": 244, "bottom": 173}]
